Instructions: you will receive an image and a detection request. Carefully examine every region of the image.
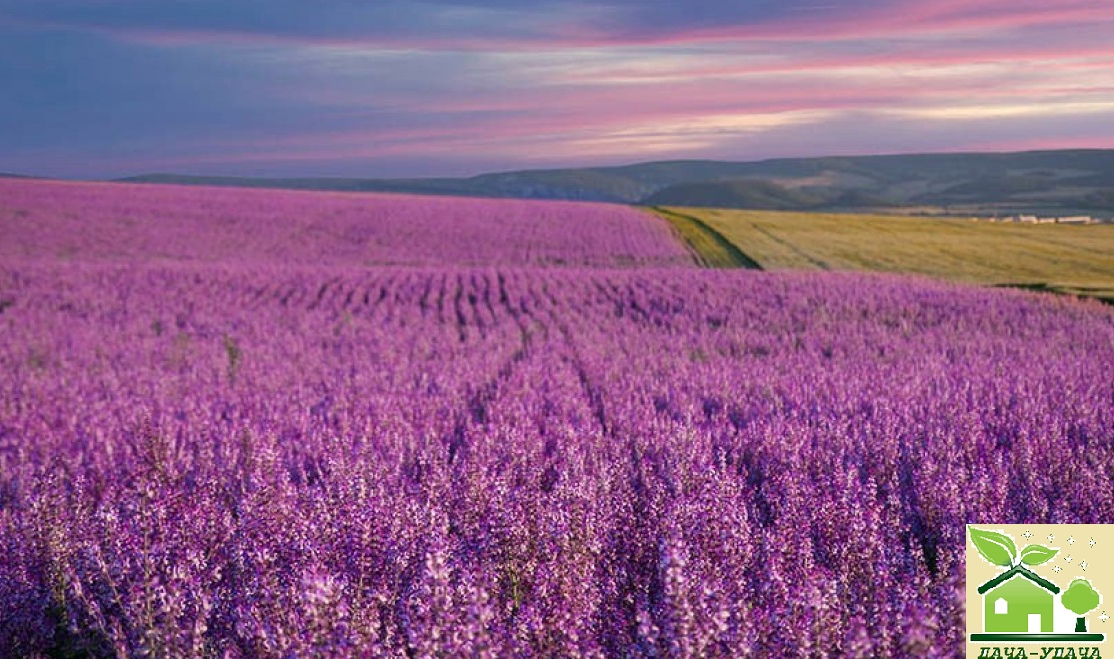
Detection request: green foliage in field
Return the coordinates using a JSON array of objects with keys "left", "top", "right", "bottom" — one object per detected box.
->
[
  {"left": 649, "top": 207, "right": 760, "bottom": 269},
  {"left": 664, "top": 207, "right": 1114, "bottom": 302}
]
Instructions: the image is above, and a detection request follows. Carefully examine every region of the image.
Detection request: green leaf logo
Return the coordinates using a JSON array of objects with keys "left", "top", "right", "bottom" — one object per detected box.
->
[
  {"left": 1018, "top": 544, "right": 1058, "bottom": 566},
  {"left": 969, "top": 527, "right": 1017, "bottom": 567}
]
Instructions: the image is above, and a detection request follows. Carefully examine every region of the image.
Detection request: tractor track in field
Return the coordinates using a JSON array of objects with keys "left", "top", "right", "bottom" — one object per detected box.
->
[{"left": 743, "top": 221, "right": 831, "bottom": 271}]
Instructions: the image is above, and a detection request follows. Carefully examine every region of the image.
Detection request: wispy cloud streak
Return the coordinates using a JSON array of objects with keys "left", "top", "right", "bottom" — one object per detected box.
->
[{"left": 1, "top": 0, "right": 1112, "bottom": 176}]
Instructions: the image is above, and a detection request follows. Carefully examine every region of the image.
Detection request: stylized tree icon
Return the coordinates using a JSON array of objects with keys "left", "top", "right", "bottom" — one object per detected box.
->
[
  {"left": 1063, "top": 579, "right": 1101, "bottom": 632},
  {"left": 969, "top": 527, "right": 1057, "bottom": 568}
]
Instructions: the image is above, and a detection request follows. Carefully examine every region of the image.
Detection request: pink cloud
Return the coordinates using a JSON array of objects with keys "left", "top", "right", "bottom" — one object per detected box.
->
[{"left": 6, "top": 0, "right": 1114, "bottom": 177}]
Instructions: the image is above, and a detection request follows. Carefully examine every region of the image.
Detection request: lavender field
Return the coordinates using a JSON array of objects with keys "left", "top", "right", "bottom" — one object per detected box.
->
[
  {"left": 0, "top": 179, "right": 689, "bottom": 267},
  {"left": 2, "top": 181, "right": 1114, "bottom": 657}
]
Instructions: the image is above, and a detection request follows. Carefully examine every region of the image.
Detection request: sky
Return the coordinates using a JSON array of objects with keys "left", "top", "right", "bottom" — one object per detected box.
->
[{"left": 2, "top": 0, "right": 1114, "bottom": 179}]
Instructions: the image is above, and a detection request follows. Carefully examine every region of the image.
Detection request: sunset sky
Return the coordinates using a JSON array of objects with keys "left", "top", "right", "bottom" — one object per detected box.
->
[{"left": 2, "top": 0, "right": 1114, "bottom": 178}]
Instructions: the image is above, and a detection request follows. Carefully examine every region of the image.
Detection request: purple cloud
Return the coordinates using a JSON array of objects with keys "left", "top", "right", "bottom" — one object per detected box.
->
[{"left": 1, "top": 0, "right": 1113, "bottom": 177}]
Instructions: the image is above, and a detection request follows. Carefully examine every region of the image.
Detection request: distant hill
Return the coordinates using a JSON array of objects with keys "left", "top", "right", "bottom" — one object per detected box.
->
[
  {"left": 115, "top": 163, "right": 768, "bottom": 202},
  {"left": 114, "top": 149, "right": 1114, "bottom": 216},
  {"left": 643, "top": 179, "right": 892, "bottom": 211},
  {"left": 640, "top": 151, "right": 1114, "bottom": 215},
  {"left": 644, "top": 179, "right": 823, "bottom": 210}
]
